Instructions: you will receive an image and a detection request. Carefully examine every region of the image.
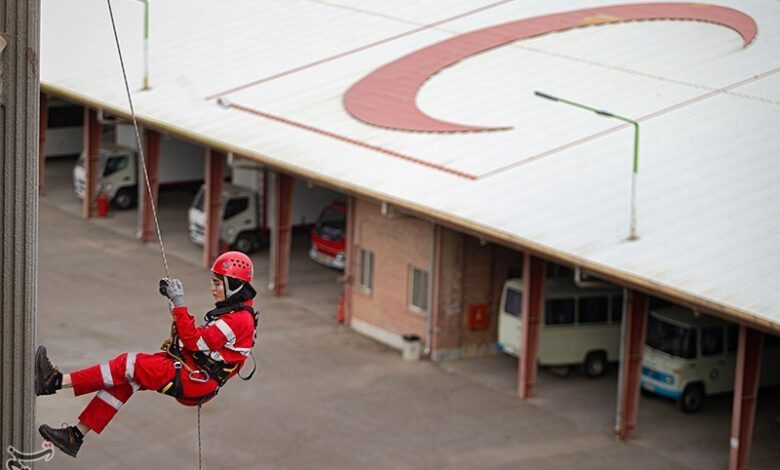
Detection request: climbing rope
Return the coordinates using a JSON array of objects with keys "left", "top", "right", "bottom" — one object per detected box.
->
[
  {"left": 106, "top": 0, "right": 169, "bottom": 279},
  {"left": 106, "top": 2, "right": 202, "bottom": 468}
]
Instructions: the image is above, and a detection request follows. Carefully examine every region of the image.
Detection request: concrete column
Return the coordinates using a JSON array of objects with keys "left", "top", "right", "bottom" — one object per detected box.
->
[
  {"left": 203, "top": 149, "right": 226, "bottom": 268},
  {"left": 617, "top": 290, "right": 648, "bottom": 440},
  {"left": 342, "top": 195, "right": 356, "bottom": 324},
  {"left": 0, "top": 0, "right": 40, "bottom": 457},
  {"left": 271, "top": 173, "right": 293, "bottom": 296},
  {"left": 38, "top": 92, "right": 48, "bottom": 195},
  {"left": 140, "top": 129, "right": 161, "bottom": 242},
  {"left": 82, "top": 108, "right": 102, "bottom": 219},
  {"left": 518, "top": 255, "right": 546, "bottom": 399},
  {"left": 729, "top": 326, "right": 763, "bottom": 470}
]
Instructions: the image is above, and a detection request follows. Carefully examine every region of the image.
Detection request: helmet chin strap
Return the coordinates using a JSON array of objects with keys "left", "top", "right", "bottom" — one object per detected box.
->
[{"left": 222, "top": 275, "right": 244, "bottom": 299}]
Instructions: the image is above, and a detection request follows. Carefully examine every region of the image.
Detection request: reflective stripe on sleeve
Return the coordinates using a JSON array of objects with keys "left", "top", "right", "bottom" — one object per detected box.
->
[
  {"left": 96, "top": 390, "right": 124, "bottom": 410},
  {"left": 214, "top": 319, "right": 236, "bottom": 343},
  {"left": 196, "top": 337, "right": 210, "bottom": 351},
  {"left": 100, "top": 363, "right": 114, "bottom": 388},
  {"left": 125, "top": 353, "right": 137, "bottom": 382}
]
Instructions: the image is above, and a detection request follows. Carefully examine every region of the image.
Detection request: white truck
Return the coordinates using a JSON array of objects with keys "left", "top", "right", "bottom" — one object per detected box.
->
[
  {"left": 641, "top": 307, "right": 780, "bottom": 413},
  {"left": 73, "top": 142, "right": 204, "bottom": 209},
  {"left": 188, "top": 177, "right": 342, "bottom": 254}
]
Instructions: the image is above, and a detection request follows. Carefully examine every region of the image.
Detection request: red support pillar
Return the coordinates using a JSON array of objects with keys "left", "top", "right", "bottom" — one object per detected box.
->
[
  {"left": 203, "top": 149, "right": 226, "bottom": 268},
  {"left": 82, "top": 108, "right": 102, "bottom": 219},
  {"left": 617, "top": 290, "right": 648, "bottom": 440},
  {"left": 272, "top": 173, "right": 293, "bottom": 297},
  {"left": 342, "top": 195, "right": 356, "bottom": 324},
  {"left": 729, "top": 326, "right": 764, "bottom": 470},
  {"left": 518, "top": 254, "right": 545, "bottom": 399},
  {"left": 140, "top": 129, "right": 161, "bottom": 242},
  {"left": 38, "top": 93, "right": 48, "bottom": 196}
]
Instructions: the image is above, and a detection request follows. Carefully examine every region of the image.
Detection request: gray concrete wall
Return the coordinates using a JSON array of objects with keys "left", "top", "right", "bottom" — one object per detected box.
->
[{"left": 1, "top": 0, "right": 40, "bottom": 460}]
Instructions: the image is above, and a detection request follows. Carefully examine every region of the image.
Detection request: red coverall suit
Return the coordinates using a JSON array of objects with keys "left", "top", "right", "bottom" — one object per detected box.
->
[{"left": 69, "top": 303, "right": 256, "bottom": 434}]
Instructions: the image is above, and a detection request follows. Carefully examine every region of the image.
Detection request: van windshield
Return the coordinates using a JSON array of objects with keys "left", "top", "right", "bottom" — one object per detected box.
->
[{"left": 646, "top": 315, "right": 697, "bottom": 359}]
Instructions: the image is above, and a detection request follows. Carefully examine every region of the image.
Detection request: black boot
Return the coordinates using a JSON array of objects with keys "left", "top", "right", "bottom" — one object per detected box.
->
[
  {"left": 35, "top": 345, "right": 62, "bottom": 396},
  {"left": 38, "top": 424, "right": 84, "bottom": 458}
]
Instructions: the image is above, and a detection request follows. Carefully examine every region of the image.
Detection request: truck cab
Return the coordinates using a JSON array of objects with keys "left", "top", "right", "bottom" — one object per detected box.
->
[
  {"left": 188, "top": 184, "right": 267, "bottom": 254},
  {"left": 73, "top": 144, "right": 138, "bottom": 209},
  {"left": 308, "top": 201, "right": 347, "bottom": 270},
  {"left": 641, "top": 307, "right": 780, "bottom": 413}
]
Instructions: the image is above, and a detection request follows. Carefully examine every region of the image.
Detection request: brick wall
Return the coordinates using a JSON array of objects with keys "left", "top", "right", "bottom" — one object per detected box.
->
[
  {"left": 350, "top": 199, "right": 431, "bottom": 343},
  {"left": 348, "top": 198, "right": 525, "bottom": 359}
]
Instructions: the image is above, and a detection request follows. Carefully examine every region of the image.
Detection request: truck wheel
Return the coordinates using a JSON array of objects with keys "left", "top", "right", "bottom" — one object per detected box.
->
[
  {"left": 582, "top": 351, "right": 607, "bottom": 378},
  {"left": 113, "top": 188, "right": 137, "bottom": 210},
  {"left": 232, "top": 233, "right": 255, "bottom": 254},
  {"left": 677, "top": 384, "right": 705, "bottom": 413}
]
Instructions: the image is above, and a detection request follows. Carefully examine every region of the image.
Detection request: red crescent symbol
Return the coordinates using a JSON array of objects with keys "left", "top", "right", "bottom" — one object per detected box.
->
[{"left": 343, "top": 3, "right": 757, "bottom": 133}]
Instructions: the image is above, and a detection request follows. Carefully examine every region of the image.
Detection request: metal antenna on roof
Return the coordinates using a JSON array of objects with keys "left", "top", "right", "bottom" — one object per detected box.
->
[
  {"left": 535, "top": 91, "right": 640, "bottom": 241},
  {"left": 106, "top": 0, "right": 170, "bottom": 278}
]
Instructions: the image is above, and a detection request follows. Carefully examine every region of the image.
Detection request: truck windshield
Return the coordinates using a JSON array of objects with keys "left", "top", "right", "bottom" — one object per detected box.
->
[
  {"left": 315, "top": 206, "right": 346, "bottom": 240},
  {"left": 192, "top": 187, "right": 205, "bottom": 211},
  {"left": 646, "top": 315, "right": 697, "bottom": 359}
]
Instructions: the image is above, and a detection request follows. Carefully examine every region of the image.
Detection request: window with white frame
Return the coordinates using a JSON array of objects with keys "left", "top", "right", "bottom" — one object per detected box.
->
[
  {"left": 409, "top": 266, "right": 429, "bottom": 311},
  {"left": 358, "top": 248, "right": 374, "bottom": 291}
]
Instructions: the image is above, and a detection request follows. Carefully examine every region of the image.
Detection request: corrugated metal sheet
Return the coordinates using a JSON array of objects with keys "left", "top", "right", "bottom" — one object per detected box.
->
[{"left": 40, "top": 0, "right": 780, "bottom": 332}]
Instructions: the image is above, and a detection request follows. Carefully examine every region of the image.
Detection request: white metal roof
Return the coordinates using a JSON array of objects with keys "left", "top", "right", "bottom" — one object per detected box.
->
[{"left": 40, "top": 0, "right": 780, "bottom": 333}]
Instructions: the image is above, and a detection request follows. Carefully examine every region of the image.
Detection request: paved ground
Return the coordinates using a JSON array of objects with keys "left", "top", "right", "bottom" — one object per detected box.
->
[{"left": 31, "top": 158, "right": 780, "bottom": 469}]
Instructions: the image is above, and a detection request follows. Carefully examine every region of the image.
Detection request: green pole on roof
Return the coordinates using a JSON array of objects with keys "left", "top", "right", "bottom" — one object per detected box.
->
[{"left": 535, "top": 91, "right": 640, "bottom": 241}]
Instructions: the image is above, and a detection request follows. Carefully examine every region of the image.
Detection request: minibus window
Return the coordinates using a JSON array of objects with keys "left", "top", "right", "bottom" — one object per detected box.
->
[
  {"left": 545, "top": 299, "right": 575, "bottom": 325},
  {"left": 578, "top": 296, "right": 608, "bottom": 323},
  {"left": 504, "top": 289, "right": 522, "bottom": 317},
  {"left": 701, "top": 327, "right": 724, "bottom": 356},
  {"left": 610, "top": 294, "right": 624, "bottom": 323},
  {"left": 646, "top": 316, "right": 697, "bottom": 359},
  {"left": 726, "top": 325, "right": 738, "bottom": 353}
]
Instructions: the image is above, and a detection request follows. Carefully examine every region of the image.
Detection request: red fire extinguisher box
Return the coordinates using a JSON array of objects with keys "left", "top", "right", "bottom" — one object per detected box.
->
[{"left": 468, "top": 304, "right": 490, "bottom": 331}]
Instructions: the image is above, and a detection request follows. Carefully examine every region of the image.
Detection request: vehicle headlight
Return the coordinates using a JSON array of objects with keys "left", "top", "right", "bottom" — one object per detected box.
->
[
  {"left": 335, "top": 251, "right": 345, "bottom": 260},
  {"left": 665, "top": 376, "right": 674, "bottom": 384},
  {"left": 103, "top": 183, "right": 114, "bottom": 194},
  {"left": 226, "top": 226, "right": 236, "bottom": 237}
]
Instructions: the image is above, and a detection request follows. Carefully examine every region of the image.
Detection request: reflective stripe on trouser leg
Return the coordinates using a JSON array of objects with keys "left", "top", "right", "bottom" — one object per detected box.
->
[
  {"left": 71, "top": 352, "right": 139, "bottom": 396},
  {"left": 78, "top": 384, "right": 134, "bottom": 434}
]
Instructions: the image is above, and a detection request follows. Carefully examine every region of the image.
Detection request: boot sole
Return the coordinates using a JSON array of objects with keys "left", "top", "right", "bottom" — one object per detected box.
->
[
  {"left": 38, "top": 425, "right": 79, "bottom": 458},
  {"left": 34, "top": 345, "right": 47, "bottom": 396}
]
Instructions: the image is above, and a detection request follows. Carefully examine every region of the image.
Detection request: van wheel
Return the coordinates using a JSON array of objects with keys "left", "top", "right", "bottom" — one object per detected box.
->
[
  {"left": 678, "top": 384, "right": 705, "bottom": 413},
  {"left": 583, "top": 351, "right": 607, "bottom": 378},
  {"left": 232, "top": 233, "right": 255, "bottom": 254},
  {"left": 113, "top": 188, "right": 136, "bottom": 210}
]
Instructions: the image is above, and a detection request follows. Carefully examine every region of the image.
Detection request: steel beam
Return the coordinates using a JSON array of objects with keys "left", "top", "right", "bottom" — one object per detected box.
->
[
  {"left": 518, "top": 255, "right": 545, "bottom": 399},
  {"left": 38, "top": 93, "right": 48, "bottom": 195},
  {"left": 617, "top": 290, "right": 648, "bottom": 440},
  {"left": 203, "top": 149, "right": 226, "bottom": 268},
  {"left": 140, "top": 129, "right": 161, "bottom": 242},
  {"left": 0, "top": 0, "right": 40, "bottom": 457},
  {"left": 82, "top": 108, "right": 102, "bottom": 219},
  {"left": 272, "top": 173, "right": 293, "bottom": 296},
  {"left": 729, "top": 326, "right": 764, "bottom": 470}
]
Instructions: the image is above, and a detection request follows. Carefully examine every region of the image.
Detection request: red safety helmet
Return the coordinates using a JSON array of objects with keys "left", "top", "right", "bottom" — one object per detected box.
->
[{"left": 211, "top": 251, "right": 254, "bottom": 283}]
